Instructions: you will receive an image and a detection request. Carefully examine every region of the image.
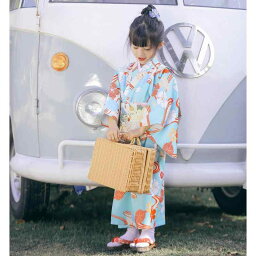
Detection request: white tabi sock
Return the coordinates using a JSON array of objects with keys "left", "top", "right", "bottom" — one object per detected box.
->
[{"left": 136, "top": 227, "right": 155, "bottom": 247}]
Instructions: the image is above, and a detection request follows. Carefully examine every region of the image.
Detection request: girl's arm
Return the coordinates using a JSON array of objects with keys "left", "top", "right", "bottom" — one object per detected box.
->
[
  {"left": 106, "top": 116, "right": 120, "bottom": 141},
  {"left": 108, "top": 116, "right": 118, "bottom": 128}
]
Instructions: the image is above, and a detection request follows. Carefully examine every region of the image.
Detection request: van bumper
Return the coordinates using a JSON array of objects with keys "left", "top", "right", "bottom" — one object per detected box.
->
[{"left": 10, "top": 153, "right": 246, "bottom": 188}]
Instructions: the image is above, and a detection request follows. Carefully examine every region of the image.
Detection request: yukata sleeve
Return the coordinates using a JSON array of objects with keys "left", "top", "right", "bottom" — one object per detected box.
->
[
  {"left": 103, "top": 71, "right": 121, "bottom": 123},
  {"left": 140, "top": 68, "right": 182, "bottom": 158}
]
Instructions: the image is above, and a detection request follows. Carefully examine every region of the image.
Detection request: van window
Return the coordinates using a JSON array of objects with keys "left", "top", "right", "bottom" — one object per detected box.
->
[
  {"left": 21, "top": 0, "right": 36, "bottom": 8},
  {"left": 10, "top": 0, "right": 21, "bottom": 11},
  {"left": 49, "top": 0, "right": 177, "bottom": 5},
  {"left": 183, "top": 0, "right": 246, "bottom": 10}
]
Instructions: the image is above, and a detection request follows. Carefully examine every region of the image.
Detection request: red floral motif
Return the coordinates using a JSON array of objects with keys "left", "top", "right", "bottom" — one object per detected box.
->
[
  {"left": 135, "top": 209, "right": 152, "bottom": 229},
  {"left": 154, "top": 189, "right": 164, "bottom": 204},
  {"left": 163, "top": 67, "right": 174, "bottom": 75},
  {"left": 127, "top": 81, "right": 134, "bottom": 89},
  {"left": 153, "top": 70, "right": 162, "bottom": 76},
  {"left": 150, "top": 209, "right": 156, "bottom": 222},
  {"left": 110, "top": 74, "right": 118, "bottom": 87},
  {"left": 167, "top": 73, "right": 173, "bottom": 83},
  {"left": 111, "top": 214, "right": 128, "bottom": 225},
  {"left": 135, "top": 209, "right": 146, "bottom": 224},
  {"left": 162, "top": 68, "right": 170, "bottom": 74},
  {"left": 109, "top": 87, "right": 120, "bottom": 100},
  {"left": 163, "top": 142, "right": 174, "bottom": 156},
  {"left": 160, "top": 171, "right": 164, "bottom": 179},
  {"left": 123, "top": 211, "right": 132, "bottom": 217},
  {"left": 131, "top": 193, "right": 137, "bottom": 199},
  {"left": 177, "top": 98, "right": 182, "bottom": 118},
  {"left": 114, "top": 190, "right": 125, "bottom": 200},
  {"left": 152, "top": 84, "right": 160, "bottom": 99},
  {"left": 160, "top": 189, "right": 164, "bottom": 203},
  {"left": 155, "top": 63, "right": 161, "bottom": 69},
  {"left": 153, "top": 161, "right": 160, "bottom": 174},
  {"left": 148, "top": 196, "right": 160, "bottom": 223},
  {"left": 128, "top": 62, "right": 135, "bottom": 71},
  {"left": 168, "top": 98, "right": 174, "bottom": 105},
  {"left": 108, "top": 74, "right": 120, "bottom": 100},
  {"left": 147, "top": 78, "right": 152, "bottom": 84}
]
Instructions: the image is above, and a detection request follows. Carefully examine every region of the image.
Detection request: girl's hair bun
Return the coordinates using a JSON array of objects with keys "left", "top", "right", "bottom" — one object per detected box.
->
[
  {"left": 141, "top": 4, "right": 155, "bottom": 16},
  {"left": 141, "top": 4, "right": 160, "bottom": 21}
]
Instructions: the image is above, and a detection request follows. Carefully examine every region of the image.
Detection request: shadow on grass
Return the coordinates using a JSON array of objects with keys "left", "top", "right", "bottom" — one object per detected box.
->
[{"left": 38, "top": 187, "right": 222, "bottom": 224}]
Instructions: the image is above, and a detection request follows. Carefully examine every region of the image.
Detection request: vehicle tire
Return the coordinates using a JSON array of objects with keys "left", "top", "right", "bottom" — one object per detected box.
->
[
  {"left": 10, "top": 141, "right": 50, "bottom": 221},
  {"left": 212, "top": 187, "right": 246, "bottom": 215}
]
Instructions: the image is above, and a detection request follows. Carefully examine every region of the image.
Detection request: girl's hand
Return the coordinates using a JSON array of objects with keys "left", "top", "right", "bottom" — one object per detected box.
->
[
  {"left": 120, "top": 127, "right": 146, "bottom": 142},
  {"left": 106, "top": 125, "right": 120, "bottom": 142}
]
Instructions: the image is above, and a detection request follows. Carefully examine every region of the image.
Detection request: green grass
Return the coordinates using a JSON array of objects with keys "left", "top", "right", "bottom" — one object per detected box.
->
[{"left": 10, "top": 187, "right": 246, "bottom": 256}]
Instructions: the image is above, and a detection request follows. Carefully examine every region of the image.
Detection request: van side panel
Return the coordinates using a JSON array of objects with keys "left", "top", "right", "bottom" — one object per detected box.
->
[
  {"left": 200, "top": 78, "right": 246, "bottom": 144},
  {"left": 10, "top": 29, "right": 39, "bottom": 157},
  {"left": 37, "top": 33, "right": 114, "bottom": 160},
  {"left": 189, "top": 78, "right": 246, "bottom": 163}
]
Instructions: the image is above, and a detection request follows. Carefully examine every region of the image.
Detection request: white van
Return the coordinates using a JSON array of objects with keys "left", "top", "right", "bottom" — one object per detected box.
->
[{"left": 10, "top": 0, "right": 246, "bottom": 220}]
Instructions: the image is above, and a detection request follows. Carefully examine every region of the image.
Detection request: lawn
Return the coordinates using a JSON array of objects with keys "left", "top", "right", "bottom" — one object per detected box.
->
[{"left": 10, "top": 186, "right": 246, "bottom": 256}]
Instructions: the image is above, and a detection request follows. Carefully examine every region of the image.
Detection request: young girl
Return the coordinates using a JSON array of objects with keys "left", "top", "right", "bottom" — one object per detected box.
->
[{"left": 103, "top": 4, "right": 181, "bottom": 253}]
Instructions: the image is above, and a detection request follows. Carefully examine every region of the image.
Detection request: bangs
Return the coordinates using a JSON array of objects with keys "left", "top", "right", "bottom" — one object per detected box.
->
[{"left": 130, "top": 27, "right": 151, "bottom": 47}]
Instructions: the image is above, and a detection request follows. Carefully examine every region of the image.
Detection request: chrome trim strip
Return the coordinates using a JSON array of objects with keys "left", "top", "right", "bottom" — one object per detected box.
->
[
  {"left": 58, "top": 140, "right": 246, "bottom": 168},
  {"left": 178, "top": 143, "right": 246, "bottom": 149},
  {"left": 58, "top": 140, "right": 95, "bottom": 168}
]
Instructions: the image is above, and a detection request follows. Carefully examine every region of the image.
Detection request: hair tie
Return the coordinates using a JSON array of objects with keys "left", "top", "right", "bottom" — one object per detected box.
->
[{"left": 148, "top": 8, "right": 160, "bottom": 21}]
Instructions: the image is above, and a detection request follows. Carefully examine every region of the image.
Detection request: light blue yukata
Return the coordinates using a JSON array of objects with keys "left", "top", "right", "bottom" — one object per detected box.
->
[{"left": 102, "top": 55, "right": 181, "bottom": 229}]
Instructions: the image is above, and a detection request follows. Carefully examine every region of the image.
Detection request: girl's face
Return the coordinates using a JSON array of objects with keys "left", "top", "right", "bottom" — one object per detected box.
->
[{"left": 131, "top": 41, "right": 164, "bottom": 66}]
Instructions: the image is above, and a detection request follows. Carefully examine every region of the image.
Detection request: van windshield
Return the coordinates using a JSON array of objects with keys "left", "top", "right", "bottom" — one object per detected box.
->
[
  {"left": 50, "top": 0, "right": 178, "bottom": 5},
  {"left": 183, "top": 0, "right": 246, "bottom": 10}
]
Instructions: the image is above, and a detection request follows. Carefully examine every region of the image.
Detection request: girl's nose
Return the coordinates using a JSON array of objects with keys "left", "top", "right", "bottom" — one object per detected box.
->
[{"left": 137, "top": 48, "right": 145, "bottom": 57}]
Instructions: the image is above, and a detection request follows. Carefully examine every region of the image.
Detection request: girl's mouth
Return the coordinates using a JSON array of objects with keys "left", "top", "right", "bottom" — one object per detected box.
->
[{"left": 138, "top": 57, "right": 146, "bottom": 61}]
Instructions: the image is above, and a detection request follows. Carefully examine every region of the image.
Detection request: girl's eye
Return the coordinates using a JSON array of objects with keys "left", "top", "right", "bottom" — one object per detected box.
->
[{"left": 133, "top": 46, "right": 150, "bottom": 50}]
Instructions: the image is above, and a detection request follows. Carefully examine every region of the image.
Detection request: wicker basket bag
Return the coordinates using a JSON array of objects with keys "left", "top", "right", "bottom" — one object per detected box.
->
[{"left": 88, "top": 137, "right": 156, "bottom": 193}]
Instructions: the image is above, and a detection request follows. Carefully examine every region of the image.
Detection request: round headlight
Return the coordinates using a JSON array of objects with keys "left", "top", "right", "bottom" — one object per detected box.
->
[{"left": 75, "top": 88, "right": 108, "bottom": 128}]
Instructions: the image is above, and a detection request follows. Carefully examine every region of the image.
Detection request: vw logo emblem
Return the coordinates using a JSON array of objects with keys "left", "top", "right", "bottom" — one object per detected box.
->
[{"left": 159, "top": 23, "right": 214, "bottom": 78}]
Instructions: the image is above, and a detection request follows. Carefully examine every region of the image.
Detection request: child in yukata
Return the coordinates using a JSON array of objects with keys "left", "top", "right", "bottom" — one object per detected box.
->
[{"left": 103, "top": 4, "right": 182, "bottom": 253}]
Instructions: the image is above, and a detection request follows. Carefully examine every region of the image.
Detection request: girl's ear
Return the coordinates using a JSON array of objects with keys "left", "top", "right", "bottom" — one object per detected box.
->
[{"left": 157, "top": 41, "right": 165, "bottom": 49}]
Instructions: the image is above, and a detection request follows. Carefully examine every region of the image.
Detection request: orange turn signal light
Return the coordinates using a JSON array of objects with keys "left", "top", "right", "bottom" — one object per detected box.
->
[{"left": 51, "top": 52, "right": 69, "bottom": 71}]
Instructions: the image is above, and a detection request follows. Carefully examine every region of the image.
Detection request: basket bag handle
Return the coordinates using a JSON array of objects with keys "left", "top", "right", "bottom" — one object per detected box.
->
[
  {"left": 119, "top": 136, "right": 157, "bottom": 149},
  {"left": 129, "top": 137, "right": 141, "bottom": 146}
]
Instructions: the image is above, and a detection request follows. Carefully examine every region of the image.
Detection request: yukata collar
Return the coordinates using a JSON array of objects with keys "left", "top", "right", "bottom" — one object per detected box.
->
[{"left": 132, "top": 56, "right": 160, "bottom": 73}]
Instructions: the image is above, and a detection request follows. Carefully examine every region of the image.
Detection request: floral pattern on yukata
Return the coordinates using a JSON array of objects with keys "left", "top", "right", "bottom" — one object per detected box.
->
[
  {"left": 119, "top": 102, "right": 149, "bottom": 133},
  {"left": 102, "top": 56, "right": 182, "bottom": 229}
]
